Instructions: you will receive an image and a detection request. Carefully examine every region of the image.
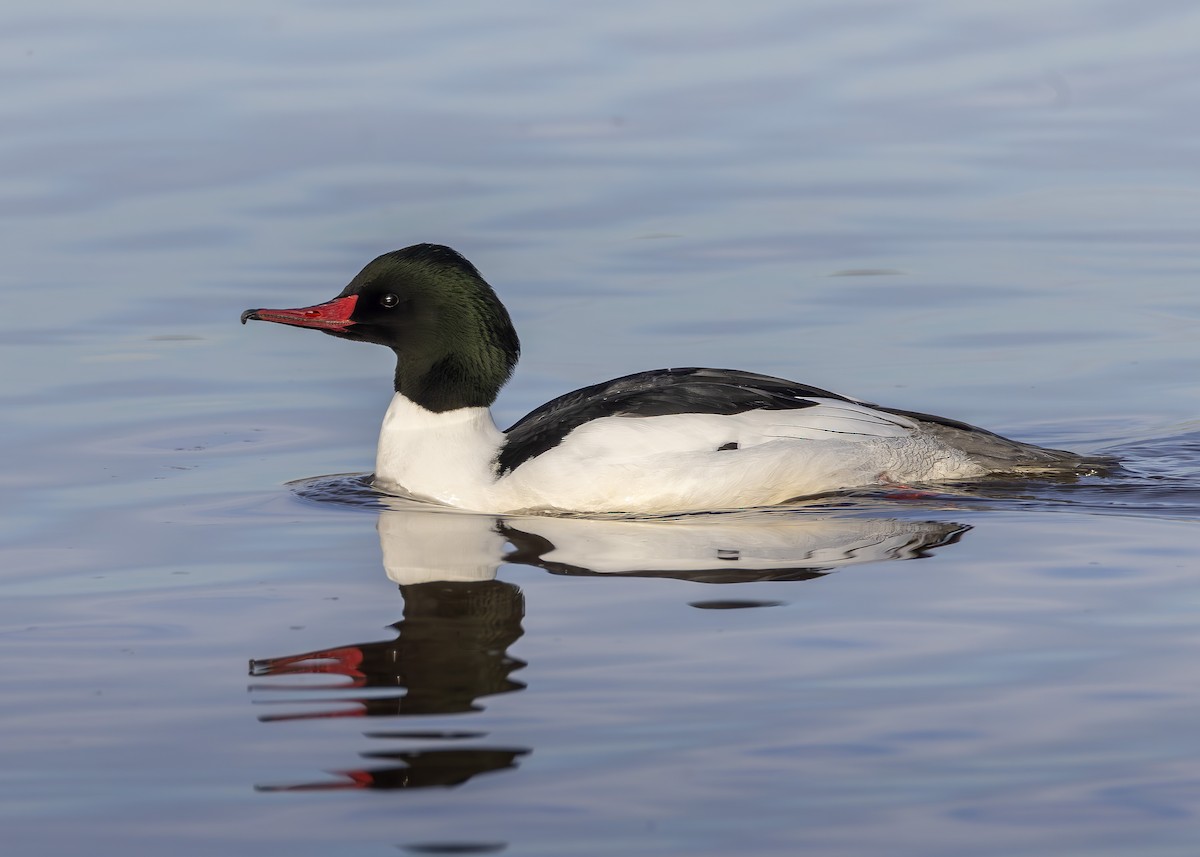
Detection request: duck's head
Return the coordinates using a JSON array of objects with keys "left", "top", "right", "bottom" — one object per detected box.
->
[{"left": 241, "top": 244, "right": 520, "bottom": 412}]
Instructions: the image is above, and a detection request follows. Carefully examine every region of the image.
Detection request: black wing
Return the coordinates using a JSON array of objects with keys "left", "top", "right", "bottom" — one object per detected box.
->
[{"left": 496, "top": 367, "right": 853, "bottom": 475}]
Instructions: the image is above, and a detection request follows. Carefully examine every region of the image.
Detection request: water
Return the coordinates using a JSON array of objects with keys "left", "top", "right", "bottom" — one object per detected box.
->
[{"left": 3, "top": 1, "right": 1200, "bottom": 854}]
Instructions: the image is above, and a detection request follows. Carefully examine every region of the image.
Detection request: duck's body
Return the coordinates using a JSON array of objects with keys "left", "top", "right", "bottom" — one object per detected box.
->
[
  {"left": 372, "top": 369, "right": 1080, "bottom": 514},
  {"left": 242, "top": 244, "right": 1098, "bottom": 515}
]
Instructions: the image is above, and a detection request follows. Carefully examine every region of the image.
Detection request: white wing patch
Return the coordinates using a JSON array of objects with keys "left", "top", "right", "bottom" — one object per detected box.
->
[
  {"left": 755, "top": 398, "right": 916, "bottom": 441},
  {"left": 527, "top": 400, "right": 917, "bottom": 464}
]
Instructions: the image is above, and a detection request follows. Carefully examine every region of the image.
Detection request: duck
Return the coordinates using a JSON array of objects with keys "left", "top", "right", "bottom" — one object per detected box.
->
[{"left": 241, "top": 243, "right": 1100, "bottom": 514}]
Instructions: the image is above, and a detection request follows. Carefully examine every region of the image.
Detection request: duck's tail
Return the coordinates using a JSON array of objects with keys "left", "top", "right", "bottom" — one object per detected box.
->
[{"left": 884, "top": 406, "right": 1118, "bottom": 477}]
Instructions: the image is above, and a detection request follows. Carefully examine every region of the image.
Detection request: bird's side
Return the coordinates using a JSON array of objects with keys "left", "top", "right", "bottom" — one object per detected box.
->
[{"left": 242, "top": 243, "right": 1105, "bottom": 515}]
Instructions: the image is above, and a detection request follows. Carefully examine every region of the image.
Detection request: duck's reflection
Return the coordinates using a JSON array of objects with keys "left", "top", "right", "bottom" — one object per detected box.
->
[
  {"left": 254, "top": 743, "right": 530, "bottom": 793},
  {"left": 497, "top": 512, "right": 968, "bottom": 583},
  {"left": 251, "top": 579, "right": 526, "bottom": 718},
  {"left": 251, "top": 536, "right": 527, "bottom": 791},
  {"left": 251, "top": 504, "right": 968, "bottom": 791}
]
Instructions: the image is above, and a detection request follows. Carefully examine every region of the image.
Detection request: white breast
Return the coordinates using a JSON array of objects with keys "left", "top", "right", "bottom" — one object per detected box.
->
[{"left": 373, "top": 394, "right": 505, "bottom": 509}]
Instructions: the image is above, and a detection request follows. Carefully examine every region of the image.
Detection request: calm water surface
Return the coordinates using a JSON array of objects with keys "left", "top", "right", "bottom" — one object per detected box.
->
[{"left": 3, "top": 1, "right": 1200, "bottom": 855}]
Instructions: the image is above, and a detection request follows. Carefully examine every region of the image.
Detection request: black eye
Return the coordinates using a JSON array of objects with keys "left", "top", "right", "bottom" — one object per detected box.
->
[{"left": 380, "top": 293, "right": 399, "bottom": 309}]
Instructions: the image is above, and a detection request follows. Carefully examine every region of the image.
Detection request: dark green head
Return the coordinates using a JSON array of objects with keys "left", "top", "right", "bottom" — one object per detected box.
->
[{"left": 241, "top": 244, "right": 520, "bottom": 411}]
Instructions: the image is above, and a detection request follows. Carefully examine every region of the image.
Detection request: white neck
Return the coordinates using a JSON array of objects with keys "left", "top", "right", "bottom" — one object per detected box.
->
[{"left": 373, "top": 393, "right": 505, "bottom": 509}]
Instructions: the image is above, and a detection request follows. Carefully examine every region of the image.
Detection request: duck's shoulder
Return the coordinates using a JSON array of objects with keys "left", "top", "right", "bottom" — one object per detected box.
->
[{"left": 496, "top": 367, "right": 853, "bottom": 475}]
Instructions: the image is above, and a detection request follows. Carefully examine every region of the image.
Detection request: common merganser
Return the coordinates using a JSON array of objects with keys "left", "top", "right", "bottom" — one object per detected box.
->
[{"left": 242, "top": 244, "right": 1099, "bottom": 514}]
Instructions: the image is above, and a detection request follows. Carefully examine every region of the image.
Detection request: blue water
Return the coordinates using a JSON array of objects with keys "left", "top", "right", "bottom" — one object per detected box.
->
[{"left": 3, "top": 2, "right": 1200, "bottom": 855}]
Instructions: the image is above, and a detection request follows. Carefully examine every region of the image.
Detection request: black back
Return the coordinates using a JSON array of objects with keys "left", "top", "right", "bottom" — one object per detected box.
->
[{"left": 496, "top": 367, "right": 851, "bottom": 475}]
